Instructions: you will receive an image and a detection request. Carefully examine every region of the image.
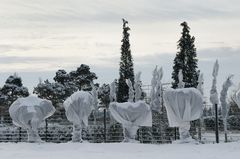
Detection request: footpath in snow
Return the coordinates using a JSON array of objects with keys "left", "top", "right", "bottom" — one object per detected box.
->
[{"left": 0, "top": 142, "right": 240, "bottom": 159}]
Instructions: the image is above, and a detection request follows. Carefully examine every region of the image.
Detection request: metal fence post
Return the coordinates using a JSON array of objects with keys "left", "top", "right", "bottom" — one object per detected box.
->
[
  {"left": 18, "top": 127, "right": 22, "bottom": 142},
  {"left": 104, "top": 108, "right": 107, "bottom": 143},
  {"left": 198, "top": 119, "right": 202, "bottom": 141},
  {"left": 215, "top": 104, "right": 219, "bottom": 143},
  {"left": 45, "top": 119, "right": 48, "bottom": 142},
  {"left": 174, "top": 127, "right": 177, "bottom": 140}
]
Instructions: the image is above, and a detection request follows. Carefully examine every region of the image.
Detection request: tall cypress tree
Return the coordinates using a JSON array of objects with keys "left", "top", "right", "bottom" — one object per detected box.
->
[
  {"left": 172, "top": 21, "right": 199, "bottom": 88},
  {"left": 117, "top": 19, "right": 134, "bottom": 102}
]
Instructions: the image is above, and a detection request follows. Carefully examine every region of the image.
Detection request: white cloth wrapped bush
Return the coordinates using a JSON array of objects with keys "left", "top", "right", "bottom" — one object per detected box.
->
[
  {"left": 9, "top": 95, "right": 55, "bottom": 142},
  {"left": 63, "top": 91, "right": 95, "bottom": 142},
  {"left": 109, "top": 101, "right": 152, "bottom": 142},
  {"left": 163, "top": 88, "right": 203, "bottom": 142}
]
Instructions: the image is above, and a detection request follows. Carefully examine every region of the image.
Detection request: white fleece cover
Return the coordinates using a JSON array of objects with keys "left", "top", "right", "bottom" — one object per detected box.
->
[
  {"left": 163, "top": 88, "right": 203, "bottom": 127},
  {"left": 9, "top": 95, "right": 55, "bottom": 130},
  {"left": 109, "top": 101, "right": 152, "bottom": 127},
  {"left": 63, "top": 91, "right": 94, "bottom": 126}
]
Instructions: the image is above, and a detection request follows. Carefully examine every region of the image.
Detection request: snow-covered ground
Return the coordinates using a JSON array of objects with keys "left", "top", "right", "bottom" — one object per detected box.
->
[{"left": 0, "top": 142, "right": 240, "bottom": 159}]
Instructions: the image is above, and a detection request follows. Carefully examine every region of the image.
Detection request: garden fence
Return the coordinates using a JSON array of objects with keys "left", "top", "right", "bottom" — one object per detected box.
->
[{"left": 0, "top": 85, "right": 240, "bottom": 144}]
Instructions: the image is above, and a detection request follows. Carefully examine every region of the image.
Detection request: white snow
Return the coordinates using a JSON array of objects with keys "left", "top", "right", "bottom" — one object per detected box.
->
[
  {"left": 210, "top": 60, "right": 219, "bottom": 105},
  {"left": 134, "top": 71, "right": 142, "bottom": 101},
  {"left": 150, "top": 66, "right": 163, "bottom": 112},
  {"left": 197, "top": 73, "right": 204, "bottom": 95},
  {"left": 110, "top": 80, "right": 117, "bottom": 102},
  {"left": 126, "top": 79, "right": 134, "bottom": 102},
  {"left": 178, "top": 69, "right": 185, "bottom": 88},
  {"left": 0, "top": 142, "right": 240, "bottom": 159}
]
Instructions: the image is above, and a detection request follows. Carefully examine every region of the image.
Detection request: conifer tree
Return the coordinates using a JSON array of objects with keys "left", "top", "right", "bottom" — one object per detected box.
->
[
  {"left": 0, "top": 73, "right": 29, "bottom": 106},
  {"left": 0, "top": 73, "right": 29, "bottom": 122},
  {"left": 69, "top": 64, "right": 97, "bottom": 91},
  {"left": 172, "top": 22, "right": 199, "bottom": 88},
  {"left": 117, "top": 19, "right": 134, "bottom": 102}
]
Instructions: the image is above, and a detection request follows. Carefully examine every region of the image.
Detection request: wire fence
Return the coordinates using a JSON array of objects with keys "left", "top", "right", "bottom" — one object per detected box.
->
[
  {"left": 1, "top": 109, "right": 240, "bottom": 144},
  {"left": 0, "top": 85, "right": 240, "bottom": 144}
]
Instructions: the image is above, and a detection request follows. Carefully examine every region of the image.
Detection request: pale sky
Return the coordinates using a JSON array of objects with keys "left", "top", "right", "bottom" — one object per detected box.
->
[{"left": 0, "top": 0, "right": 240, "bottom": 96}]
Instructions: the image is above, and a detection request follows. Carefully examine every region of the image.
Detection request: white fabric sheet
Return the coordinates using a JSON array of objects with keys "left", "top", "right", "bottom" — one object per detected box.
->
[
  {"left": 9, "top": 95, "right": 55, "bottom": 142},
  {"left": 109, "top": 101, "right": 152, "bottom": 127},
  {"left": 163, "top": 88, "right": 203, "bottom": 127},
  {"left": 63, "top": 91, "right": 94, "bottom": 127}
]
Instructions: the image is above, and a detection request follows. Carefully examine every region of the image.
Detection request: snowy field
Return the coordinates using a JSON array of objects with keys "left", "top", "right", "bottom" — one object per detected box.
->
[{"left": 0, "top": 142, "right": 240, "bottom": 159}]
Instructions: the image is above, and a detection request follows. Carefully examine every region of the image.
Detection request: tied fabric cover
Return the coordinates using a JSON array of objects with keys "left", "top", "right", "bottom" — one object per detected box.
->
[
  {"left": 109, "top": 101, "right": 152, "bottom": 142},
  {"left": 63, "top": 91, "right": 94, "bottom": 126},
  {"left": 163, "top": 88, "right": 203, "bottom": 141},
  {"left": 63, "top": 91, "right": 95, "bottom": 142},
  {"left": 109, "top": 101, "right": 152, "bottom": 127},
  {"left": 64, "top": 91, "right": 94, "bottom": 127},
  {"left": 163, "top": 88, "right": 203, "bottom": 127},
  {"left": 9, "top": 95, "right": 55, "bottom": 142}
]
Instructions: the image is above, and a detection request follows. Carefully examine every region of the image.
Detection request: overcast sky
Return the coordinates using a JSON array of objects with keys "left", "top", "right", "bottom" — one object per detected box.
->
[{"left": 0, "top": 0, "right": 240, "bottom": 96}]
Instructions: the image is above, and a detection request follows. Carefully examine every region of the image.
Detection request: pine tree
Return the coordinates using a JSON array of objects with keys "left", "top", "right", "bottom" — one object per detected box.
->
[
  {"left": 33, "top": 79, "right": 69, "bottom": 122},
  {"left": 69, "top": 64, "right": 97, "bottom": 91},
  {"left": 0, "top": 73, "right": 29, "bottom": 106},
  {"left": 117, "top": 19, "right": 134, "bottom": 102},
  {"left": 98, "top": 84, "right": 110, "bottom": 108},
  {"left": 54, "top": 69, "right": 70, "bottom": 85},
  {"left": 33, "top": 79, "right": 67, "bottom": 105},
  {"left": 172, "top": 22, "right": 199, "bottom": 88},
  {"left": 34, "top": 65, "right": 97, "bottom": 121},
  {"left": 0, "top": 73, "right": 29, "bottom": 122}
]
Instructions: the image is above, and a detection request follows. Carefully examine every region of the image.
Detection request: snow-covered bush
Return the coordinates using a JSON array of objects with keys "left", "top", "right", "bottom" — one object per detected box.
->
[
  {"left": 163, "top": 88, "right": 203, "bottom": 142},
  {"left": 9, "top": 96, "right": 55, "bottom": 142},
  {"left": 109, "top": 101, "right": 152, "bottom": 142},
  {"left": 150, "top": 66, "right": 163, "bottom": 112},
  {"left": 63, "top": 90, "right": 97, "bottom": 142},
  {"left": 220, "top": 75, "right": 234, "bottom": 140}
]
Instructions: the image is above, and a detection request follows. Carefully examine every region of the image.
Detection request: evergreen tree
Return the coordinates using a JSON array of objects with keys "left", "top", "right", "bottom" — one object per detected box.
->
[
  {"left": 34, "top": 65, "right": 97, "bottom": 121},
  {"left": 69, "top": 64, "right": 97, "bottom": 91},
  {"left": 98, "top": 84, "right": 110, "bottom": 108},
  {"left": 33, "top": 79, "right": 70, "bottom": 122},
  {"left": 229, "top": 95, "right": 240, "bottom": 115},
  {"left": 53, "top": 69, "right": 78, "bottom": 97},
  {"left": 33, "top": 79, "right": 67, "bottom": 105},
  {"left": 0, "top": 73, "right": 29, "bottom": 106},
  {"left": 0, "top": 73, "right": 29, "bottom": 122},
  {"left": 117, "top": 19, "right": 134, "bottom": 102},
  {"left": 34, "top": 64, "right": 97, "bottom": 105},
  {"left": 172, "top": 22, "right": 199, "bottom": 88},
  {"left": 54, "top": 69, "right": 70, "bottom": 85}
]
